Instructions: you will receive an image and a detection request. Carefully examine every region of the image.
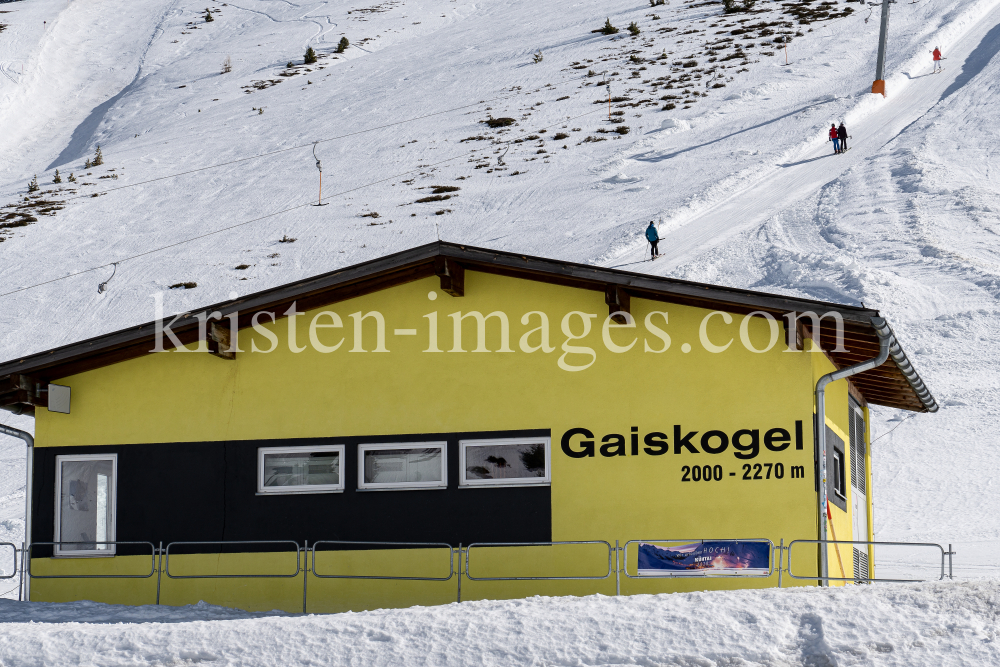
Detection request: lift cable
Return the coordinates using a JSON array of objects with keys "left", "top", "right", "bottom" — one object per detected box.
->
[
  {"left": 0, "top": 105, "right": 607, "bottom": 300},
  {"left": 52, "top": 73, "right": 593, "bottom": 205}
]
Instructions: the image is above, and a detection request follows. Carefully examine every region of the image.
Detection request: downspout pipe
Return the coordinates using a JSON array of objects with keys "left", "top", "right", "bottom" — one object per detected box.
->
[
  {"left": 0, "top": 423, "right": 33, "bottom": 602},
  {"left": 815, "top": 316, "right": 893, "bottom": 585}
]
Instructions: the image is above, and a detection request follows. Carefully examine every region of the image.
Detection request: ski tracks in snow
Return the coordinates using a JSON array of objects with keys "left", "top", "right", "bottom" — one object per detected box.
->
[{"left": 597, "top": 0, "right": 1000, "bottom": 275}]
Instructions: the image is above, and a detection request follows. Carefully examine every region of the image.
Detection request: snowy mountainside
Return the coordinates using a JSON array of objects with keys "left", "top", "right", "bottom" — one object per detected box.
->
[{"left": 1, "top": 0, "right": 1000, "bottom": 596}]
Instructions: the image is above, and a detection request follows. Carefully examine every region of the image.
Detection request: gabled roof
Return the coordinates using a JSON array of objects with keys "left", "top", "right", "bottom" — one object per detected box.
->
[{"left": 0, "top": 241, "right": 937, "bottom": 414}]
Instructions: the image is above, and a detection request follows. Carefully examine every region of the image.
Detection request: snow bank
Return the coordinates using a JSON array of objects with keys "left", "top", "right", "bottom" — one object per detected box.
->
[{"left": 0, "top": 582, "right": 997, "bottom": 666}]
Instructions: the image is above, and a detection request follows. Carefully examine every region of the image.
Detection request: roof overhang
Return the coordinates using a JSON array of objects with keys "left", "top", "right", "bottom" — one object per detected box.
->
[{"left": 0, "top": 241, "right": 937, "bottom": 415}]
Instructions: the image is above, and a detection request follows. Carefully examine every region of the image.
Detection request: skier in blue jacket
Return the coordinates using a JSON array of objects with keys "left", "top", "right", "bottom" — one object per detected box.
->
[{"left": 646, "top": 221, "right": 660, "bottom": 259}]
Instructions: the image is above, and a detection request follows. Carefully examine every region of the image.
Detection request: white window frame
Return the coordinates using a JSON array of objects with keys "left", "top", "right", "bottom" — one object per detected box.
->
[
  {"left": 257, "top": 444, "right": 345, "bottom": 495},
  {"left": 357, "top": 442, "right": 448, "bottom": 491},
  {"left": 459, "top": 437, "right": 551, "bottom": 488},
  {"left": 54, "top": 453, "right": 118, "bottom": 557}
]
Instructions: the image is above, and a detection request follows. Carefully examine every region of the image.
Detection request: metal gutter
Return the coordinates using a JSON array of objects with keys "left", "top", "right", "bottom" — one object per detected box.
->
[
  {"left": 815, "top": 316, "right": 893, "bottom": 584},
  {"left": 0, "top": 422, "right": 33, "bottom": 601}
]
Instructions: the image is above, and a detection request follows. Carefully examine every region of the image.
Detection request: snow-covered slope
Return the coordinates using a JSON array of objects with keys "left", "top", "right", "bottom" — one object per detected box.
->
[
  {"left": 2, "top": 582, "right": 1000, "bottom": 665},
  {"left": 2, "top": 0, "right": 1000, "bottom": 608}
]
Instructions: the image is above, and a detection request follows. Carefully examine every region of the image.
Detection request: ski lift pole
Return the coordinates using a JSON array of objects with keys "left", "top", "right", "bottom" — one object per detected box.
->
[
  {"left": 605, "top": 73, "right": 612, "bottom": 122},
  {"left": 312, "top": 143, "right": 327, "bottom": 206},
  {"left": 871, "top": 0, "right": 892, "bottom": 96}
]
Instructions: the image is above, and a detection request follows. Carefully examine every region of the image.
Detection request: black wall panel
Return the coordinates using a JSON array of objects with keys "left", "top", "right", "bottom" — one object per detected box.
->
[{"left": 32, "top": 429, "right": 551, "bottom": 556}]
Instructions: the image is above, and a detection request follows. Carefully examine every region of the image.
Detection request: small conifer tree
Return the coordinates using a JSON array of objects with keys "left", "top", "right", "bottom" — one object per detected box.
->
[
  {"left": 53, "top": 169, "right": 62, "bottom": 184},
  {"left": 85, "top": 158, "right": 92, "bottom": 169},
  {"left": 93, "top": 144, "right": 104, "bottom": 166},
  {"left": 205, "top": 8, "right": 214, "bottom": 22},
  {"left": 27, "top": 175, "right": 39, "bottom": 193},
  {"left": 628, "top": 21, "right": 640, "bottom": 36},
  {"left": 532, "top": 50, "right": 543, "bottom": 64},
  {"left": 336, "top": 36, "right": 349, "bottom": 53},
  {"left": 600, "top": 18, "right": 619, "bottom": 35},
  {"left": 304, "top": 46, "right": 317, "bottom": 64},
  {"left": 222, "top": 55, "right": 232, "bottom": 73},
  {"left": 68, "top": 173, "right": 77, "bottom": 183}
]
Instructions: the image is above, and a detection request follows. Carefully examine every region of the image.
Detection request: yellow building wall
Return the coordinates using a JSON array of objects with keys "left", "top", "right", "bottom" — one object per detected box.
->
[{"left": 31, "top": 270, "right": 867, "bottom": 610}]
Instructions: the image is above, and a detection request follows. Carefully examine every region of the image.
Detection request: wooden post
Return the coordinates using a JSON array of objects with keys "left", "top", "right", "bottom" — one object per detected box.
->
[
  {"left": 208, "top": 321, "right": 236, "bottom": 360},
  {"left": 605, "top": 285, "right": 631, "bottom": 324},
  {"left": 434, "top": 257, "right": 465, "bottom": 297}
]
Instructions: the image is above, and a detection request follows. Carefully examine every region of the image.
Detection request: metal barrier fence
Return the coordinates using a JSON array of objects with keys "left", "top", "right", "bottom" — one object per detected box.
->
[
  {"left": 465, "top": 541, "right": 614, "bottom": 581},
  {"left": 0, "top": 542, "right": 16, "bottom": 580},
  {"left": 621, "top": 539, "right": 775, "bottom": 579},
  {"left": 163, "top": 540, "right": 301, "bottom": 579},
  {"left": 311, "top": 541, "right": 454, "bottom": 581},
  {"left": 12, "top": 536, "right": 957, "bottom": 609},
  {"left": 786, "top": 539, "right": 952, "bottom": 583},
  {"left": 27, "top": 542, "right": 157, "bottom": 579}
]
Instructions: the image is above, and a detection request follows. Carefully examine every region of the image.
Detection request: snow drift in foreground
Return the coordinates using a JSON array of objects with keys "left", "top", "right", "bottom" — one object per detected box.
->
[{"left": 0, "top": 581, "right": 997, "bottom": 666}]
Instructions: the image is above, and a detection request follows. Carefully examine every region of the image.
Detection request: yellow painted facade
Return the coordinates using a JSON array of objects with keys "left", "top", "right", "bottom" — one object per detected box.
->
[{"left": 30, "top": 270, "right": 874, "bottom": 611}]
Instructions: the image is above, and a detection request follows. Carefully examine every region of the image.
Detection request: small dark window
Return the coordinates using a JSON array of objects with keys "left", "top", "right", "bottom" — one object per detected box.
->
[
  {"left": 825, "top": 426, "right": 848, "bottom": 511},
  {"left": 832, "top": 448, "right": 846, "bottom": 499}
]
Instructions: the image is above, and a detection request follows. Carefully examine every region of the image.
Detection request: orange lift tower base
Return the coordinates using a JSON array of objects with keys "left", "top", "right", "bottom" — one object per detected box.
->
[{"left": 872, "top": 0, "right": 892, "bottom": 97}]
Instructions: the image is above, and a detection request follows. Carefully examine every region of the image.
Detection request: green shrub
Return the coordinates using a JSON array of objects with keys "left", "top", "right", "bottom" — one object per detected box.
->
[
  {"left": 336, "top": 37, "right": 349, "bottom": 53},
  {"left": 628, "top": 22, "right": 640, "bottom": 36},
  {"left": 595, "top": 18, "right": 618, "bottom": 35},
  {"left": 304, "top": 47, "right": 317, "bottom": 64}
]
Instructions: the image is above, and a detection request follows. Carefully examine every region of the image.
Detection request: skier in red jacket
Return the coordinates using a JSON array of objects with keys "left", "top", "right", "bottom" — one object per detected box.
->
[
  {"left": 932, "top": 46, "right": 943, "bottom": 73},
  {"left": 829, "top": 124, "right": 840, "bottom": 154}
]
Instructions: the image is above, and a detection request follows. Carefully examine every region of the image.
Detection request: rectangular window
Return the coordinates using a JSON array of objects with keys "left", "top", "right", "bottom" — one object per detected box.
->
[
  {"left": 832, "top": 448, "right": 847, "bottom": 499},
  {"left": 54, "top": 454, "right": 117, "bottom": 557},
  {"left": 258, "top": 445, "right": 345, "bottom": 494},
  {"left": 459, "top": 437, "right": 551, "bottom": 487},
  {"left": 358, "top": 443, "right": 447, "bottom": 490}
]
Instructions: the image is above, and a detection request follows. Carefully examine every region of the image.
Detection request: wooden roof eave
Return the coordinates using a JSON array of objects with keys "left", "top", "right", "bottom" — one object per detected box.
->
[{"left": 0, "top": 241, "right": 937, "bottom": 414}]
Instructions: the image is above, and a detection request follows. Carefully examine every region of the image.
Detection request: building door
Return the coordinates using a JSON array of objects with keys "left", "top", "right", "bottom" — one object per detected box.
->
[{"left": 849, "top": 398, "right": 869, "bottom": 582}]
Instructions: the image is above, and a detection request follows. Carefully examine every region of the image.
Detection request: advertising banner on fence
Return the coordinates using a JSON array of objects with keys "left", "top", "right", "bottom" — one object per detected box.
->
[{"left": 637, "top": 541, "right": 770, "bottom": 576}]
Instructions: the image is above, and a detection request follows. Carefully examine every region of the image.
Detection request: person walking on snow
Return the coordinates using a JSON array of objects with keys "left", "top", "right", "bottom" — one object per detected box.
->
[
  {"left": 837, "top": 122, "right": 848, "bottom": 152},
  {"left": 829, "top": 124, "right": 840, "bottom": 154},
  {"left": 646, "top": 221, "right": 660, "bottom": 259},
  {"left": 932, "top": 46, "right": 943, "bottom": 73}
]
